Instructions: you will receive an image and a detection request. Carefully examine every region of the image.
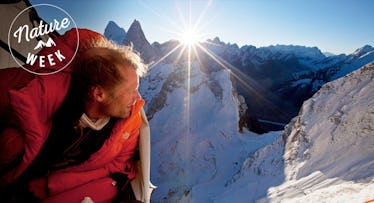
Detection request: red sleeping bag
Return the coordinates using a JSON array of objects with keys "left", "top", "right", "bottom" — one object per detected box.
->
[{"left": 0, "top": 28, "right": 144, "bottom": 203}]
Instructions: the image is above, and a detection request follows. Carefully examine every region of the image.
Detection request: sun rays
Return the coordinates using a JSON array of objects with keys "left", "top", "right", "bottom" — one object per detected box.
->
[
  {"left": 140, "top": 0, "right": 288, "bottom": 189},
  {"left": 180, "top": 29, "right": 199, "bottom": 46},
  {"left": 145, "top": 0, "right": 282, "bottom": 129}
]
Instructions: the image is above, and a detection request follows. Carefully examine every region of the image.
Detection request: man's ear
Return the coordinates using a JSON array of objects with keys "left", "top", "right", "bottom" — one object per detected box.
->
[{"left": 90, "top": 86, "right": 106, "bottom": 102}]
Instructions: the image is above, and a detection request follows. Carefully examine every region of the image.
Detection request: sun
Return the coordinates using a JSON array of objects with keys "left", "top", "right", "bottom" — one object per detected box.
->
[{"left": 180, "top": 28, "right": 200, "bottom": 46}]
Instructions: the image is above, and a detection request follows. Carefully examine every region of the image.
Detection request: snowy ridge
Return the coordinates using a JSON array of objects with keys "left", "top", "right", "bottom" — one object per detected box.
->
[
  {"left": 140, "top": 62, "right": 175, "bottom": 119},
  {"left": 284, "top": 61, "right": 374, "bottom": 181},
  {"left": 212, "top": 62, "right": 374, "bottom": 203},
  {"left": 268, "top": 62, "right": 374, "bottom": 202},
  {"left": 352, "top": 45, "right": 374, "bottom": 59},
  {"left": 144, "top": 59, "right": 282, "bottom": 202},
  {"left": 104, "top": 19, "right": 374, "bottom": 130},
  {"left": 257, "top": 45, "right": 325, "bottom": 61},
  {"left": 102, "top": 20, "right": 374, "bottom": 202},
  {"left": 214, "top": 132, "right": 285, "bottom": 203},
  {"left": 330, "top": 48, "right": 374, "bottom": 80}
]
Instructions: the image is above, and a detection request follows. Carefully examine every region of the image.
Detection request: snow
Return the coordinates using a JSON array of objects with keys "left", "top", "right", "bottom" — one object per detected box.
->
[
  {"left": 253, "top": 45, "right": 325, "bottom": 63},
  {"left": 264, "top": 62, "right": 374, "bottom": 202},
  {"left": 213, "top": 132, "right": 286, "bottom": 203},
  {"left": 352, "top": 45, "right": 374, "bottom": 58},
  {"left": 265, "top": 172, "right": 374, "bottom": 203},
  {"left": 323, "top": 52, "right": 336, "bottom": 57},
  {"left": 139, "top": 62, "right": 174, "bottom": 111},
  {"left": 146, "top": 58, "right": 283, "bottom": 202},
  {"left": 116, "top": 20, "right": 374, "bottom": 202},
  {"left": 331, "top": 50, "right": 374, "bottom": 80},
  {"left": 145, "top": 60, "right": 374, "bottom": 202}
]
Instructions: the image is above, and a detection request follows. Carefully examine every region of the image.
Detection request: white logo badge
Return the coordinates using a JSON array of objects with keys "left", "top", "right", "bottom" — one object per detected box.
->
[{"left": 8, "top": 4, "right": 79, "bottom": 75}]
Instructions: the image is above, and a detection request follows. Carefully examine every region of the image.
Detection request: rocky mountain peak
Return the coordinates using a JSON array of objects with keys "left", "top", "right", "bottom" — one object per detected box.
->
[
  {"left": 104, "top": 21, "right": 126, "bottom": 44},
  {"left": 122, "top": 19, "right": 156, "bottom": 63}
]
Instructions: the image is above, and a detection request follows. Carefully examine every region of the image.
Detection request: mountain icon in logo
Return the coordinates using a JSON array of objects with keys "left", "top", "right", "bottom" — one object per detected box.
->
[{"left": 34, "top": 37, "right": 56, "bottom": 50}]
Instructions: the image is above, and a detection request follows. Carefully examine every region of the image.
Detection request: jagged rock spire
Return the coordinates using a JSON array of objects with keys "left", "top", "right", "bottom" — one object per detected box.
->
[{"left": 123, "top": 19, "right": 156, "bottom": 63}]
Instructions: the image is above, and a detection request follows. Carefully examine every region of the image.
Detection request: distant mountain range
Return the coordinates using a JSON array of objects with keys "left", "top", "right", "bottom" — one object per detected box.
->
[
  {"left": 104, "top": 20, "right": 374, "bottom": 202},
  {"left": 216, "top": 61, "right": 374, "bottom": 203},
  {"left": 104, "top": 20, "right": 374, "bottom": 132},
  {"left": 104, "top": 20, "right": 156, "bottom": 63}
]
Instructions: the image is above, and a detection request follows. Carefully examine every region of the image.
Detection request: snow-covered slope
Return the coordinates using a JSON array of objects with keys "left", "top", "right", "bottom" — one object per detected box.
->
[
  {"left": 140, "top": 56, "right": 282, "bottom": 202},
  {"left": 221, "top": 62, "right": 374, "bottom": 203},
  {"left": 285, "top": 62, "right": 374, "bottom": 180},
  {"left": 145, "top": 62, "right": 374, "bottom": 203},
  {"left": 273, "top": 61, "right": 374, "bottom": 202},
  {"left": 105, "top": 20, "right": 374, "bottom": 202}
]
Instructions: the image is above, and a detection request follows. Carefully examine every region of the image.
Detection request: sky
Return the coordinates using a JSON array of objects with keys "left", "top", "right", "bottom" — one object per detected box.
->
[{"left": 28, "top": 0, "right": 374, "bottom": 55}]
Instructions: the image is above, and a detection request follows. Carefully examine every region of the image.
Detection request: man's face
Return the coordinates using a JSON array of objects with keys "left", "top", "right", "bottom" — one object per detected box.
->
[{"left": 100, "top": 66, "right": 140, "bottom": 118}]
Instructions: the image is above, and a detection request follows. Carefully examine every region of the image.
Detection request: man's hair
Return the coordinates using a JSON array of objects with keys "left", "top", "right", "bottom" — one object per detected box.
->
[{"left": 72, "top": 38, "right": 147, "bottom": 99}]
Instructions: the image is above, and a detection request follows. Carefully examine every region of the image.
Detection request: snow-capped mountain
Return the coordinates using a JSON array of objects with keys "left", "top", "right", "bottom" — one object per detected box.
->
[
  {"left": 353, "top": 44, "right": 374, "bottom": 58},
  {"left": 147, "top": 61, "right": 374, "bottom": 203},
  {"left": 323, "top": 52, "right": 336, "bottom": 57},
  {"left": 103, "top": 21, "right": 126, "bottom": 44},
  {"left": 321, "top": 44, "right": 374, "bottom": 81},
  {"left": 282, "top": 44, "right": 374, "bottom": 117},
  {"left": 103, "top": 20, "right": 374, "bottom": 132},
  {"left": 103, "top": 20, "right": 374, "bottom": 202},
  {"left": 247, "top": 61, "right": 373, "bottom": 203},
  {"left": 200, "top": 38, "right": 374, "bottom": 131},
  {"left": 140, "top": 44, "right": 374, "bottom": 203},
  {"left": 139, "top": 51, "right": 282, "bottom": 202}
]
